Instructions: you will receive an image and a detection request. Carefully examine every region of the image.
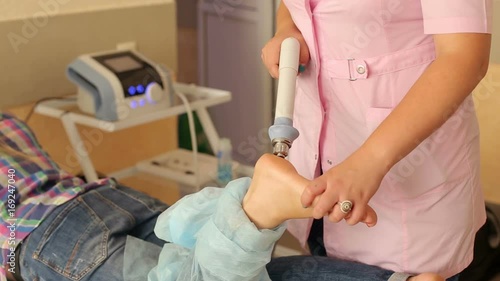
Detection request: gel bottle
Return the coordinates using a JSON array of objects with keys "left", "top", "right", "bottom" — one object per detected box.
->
[{"left": 217, "top": 138, "right": 233, "bottom": 186}]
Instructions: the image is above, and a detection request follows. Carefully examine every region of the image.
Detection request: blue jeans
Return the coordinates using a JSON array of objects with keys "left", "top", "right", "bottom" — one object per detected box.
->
[
  {"left": 267, "top": 256, "right": 460, "bottom": 281},
  {"left": 16, "top": 183, "right": 460, "bottom": 281},
  {"left": 18, "top": 183, "right": 168, "bottom": 281},
  {"left": 268, "top": 256, "right": 396, "bottom": 281}
]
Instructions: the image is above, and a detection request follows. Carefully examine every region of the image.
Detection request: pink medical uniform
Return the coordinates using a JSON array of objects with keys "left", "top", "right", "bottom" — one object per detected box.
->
[{"left": 284, "top": 0, "right": 492, "bottom": 278}]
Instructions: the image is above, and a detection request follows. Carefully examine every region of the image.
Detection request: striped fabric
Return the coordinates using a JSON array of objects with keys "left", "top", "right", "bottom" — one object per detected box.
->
[{"left": 0, "top": 112, "right": 110, "bottom": 281}]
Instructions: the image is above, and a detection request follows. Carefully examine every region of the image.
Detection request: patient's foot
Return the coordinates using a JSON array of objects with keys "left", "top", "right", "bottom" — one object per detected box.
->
[
  {"left": 242, "top": 154, "right": 310, "bottom": 229},
  {"left": 408, "top": 273, "right": 445, "bottom": 281},
  {"left": 242, "top": 154, "right": 377, "bottom": 229}
]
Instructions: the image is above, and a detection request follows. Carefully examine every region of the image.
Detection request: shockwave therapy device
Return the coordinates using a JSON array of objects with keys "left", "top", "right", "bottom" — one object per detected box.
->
[
  {"left": 269, "top": 37, "right": 301, "bottom": 158},
  {"left": 66, "top": 50, "right": 173, "bottom": 121}
]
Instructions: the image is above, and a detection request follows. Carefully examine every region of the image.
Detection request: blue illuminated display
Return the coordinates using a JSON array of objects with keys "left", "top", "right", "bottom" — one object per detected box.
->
[
  {"left": 136, "top": 84, "right": 145, "bottom": 94},
  {"left": 128, "top": 86, "right": 136, "bottom": 95}
]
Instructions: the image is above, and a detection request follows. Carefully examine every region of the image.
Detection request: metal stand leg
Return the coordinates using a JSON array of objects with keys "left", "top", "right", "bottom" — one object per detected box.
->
[
  {"left": 61, "top": 113, "right": 99, "bottom": 183},
  {"left": 196, "top": 107, "right": 221, "bottom": 154}
]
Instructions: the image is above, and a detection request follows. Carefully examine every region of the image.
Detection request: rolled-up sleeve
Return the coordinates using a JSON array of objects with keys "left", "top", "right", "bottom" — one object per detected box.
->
[
  {"left": 148, "top": 178, "right": 286, "bottom": 281},
  {"left": 420, "top": 0, "right": 493, "bottom": 34}
]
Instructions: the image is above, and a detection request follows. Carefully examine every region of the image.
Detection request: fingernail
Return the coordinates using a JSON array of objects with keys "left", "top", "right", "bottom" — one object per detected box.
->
[
  {"left": 299, "top": 64, "right": 306, "bottom": 73},
  {"left": 302, "top": 204, "right": 310, "bottom": 209}
]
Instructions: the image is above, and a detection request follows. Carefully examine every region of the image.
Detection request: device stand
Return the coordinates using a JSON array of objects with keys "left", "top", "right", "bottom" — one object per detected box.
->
[
  {"left": 60, "top": 112, "right": 100, "bottom": 182},
  {"left": 35, "top": 83, "right": 252, "bottom": 186}
]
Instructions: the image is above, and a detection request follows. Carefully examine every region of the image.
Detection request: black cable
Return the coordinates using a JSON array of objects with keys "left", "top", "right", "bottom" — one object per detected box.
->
[
  {"left": 24, "top": 96, "right": 74, "bottom": 124},
  {"left": 23, "top": 96, "right": 112, "bottom": 183}
]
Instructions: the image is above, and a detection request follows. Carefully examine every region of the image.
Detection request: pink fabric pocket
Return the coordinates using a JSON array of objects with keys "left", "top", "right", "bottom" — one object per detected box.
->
[{"left": 365, "top": 107, "right": 447, "bottom": 199}]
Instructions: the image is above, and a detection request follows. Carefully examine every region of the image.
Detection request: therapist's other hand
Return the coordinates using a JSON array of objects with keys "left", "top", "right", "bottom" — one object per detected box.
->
[
  {"left": 261, "top": 25, "right": 310, "bottom": 78},
  {"left": 301, "top": 148, "right": 388, "bottom": 226}
]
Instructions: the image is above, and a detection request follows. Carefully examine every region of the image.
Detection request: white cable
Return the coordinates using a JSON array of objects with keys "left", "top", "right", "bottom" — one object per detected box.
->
[
  {"left": 175, "top": 90, "right": 200, "bottom": 191},
  {"left": 157, "top": 64, "right": 200, "bottom": 190}
]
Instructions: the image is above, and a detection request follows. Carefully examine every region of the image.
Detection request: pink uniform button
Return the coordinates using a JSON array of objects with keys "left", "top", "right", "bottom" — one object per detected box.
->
[{"left": 356, "top": 65, "right": 366, "bottom": 74}]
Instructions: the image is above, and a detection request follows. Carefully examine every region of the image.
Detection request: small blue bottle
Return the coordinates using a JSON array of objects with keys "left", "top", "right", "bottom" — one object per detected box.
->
[{"left": 217, "top": 138, "right": 233, "bottom": 186}]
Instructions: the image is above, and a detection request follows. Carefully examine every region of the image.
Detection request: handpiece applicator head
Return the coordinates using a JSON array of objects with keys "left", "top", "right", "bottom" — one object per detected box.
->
[{"left": 272, "top": 138, "right": 292, "bottom": 158}]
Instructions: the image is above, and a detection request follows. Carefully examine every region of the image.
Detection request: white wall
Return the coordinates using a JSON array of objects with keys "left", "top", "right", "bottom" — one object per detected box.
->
[
  {"left": 0, "top": 0, "right": 173, "bottom": 22},
  {"left": 0, "top": 1, "right": 177, "bottom": 108}
]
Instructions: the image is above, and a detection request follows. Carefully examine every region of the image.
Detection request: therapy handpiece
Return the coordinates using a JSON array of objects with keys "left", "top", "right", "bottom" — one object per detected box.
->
[{"left": 268, "top": 37, "right": 300, "bottom": 158}]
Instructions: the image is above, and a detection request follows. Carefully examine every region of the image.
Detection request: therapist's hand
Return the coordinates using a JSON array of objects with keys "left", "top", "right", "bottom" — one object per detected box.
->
[
  {"left": 261, "top": 25, "right": 310, "bottom": 78},
  {"left": 301, "top": 148, "right": 389, "bottom": 226}
]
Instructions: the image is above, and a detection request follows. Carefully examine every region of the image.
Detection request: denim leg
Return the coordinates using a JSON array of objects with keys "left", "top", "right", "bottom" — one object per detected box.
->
[
  {"left": 113, "top": 185, "right": 168, "bottom": 246},
  {"left": 268, "top": 256, "right": 461, "bottom": 281},
  {"left": 84, "top": 185, "right": 168, "bottom": 280},
  {"left": 128, "top": 215, "right": 165, "bottom": 246},
  {"left": 19, "top": 183, "right": 168, "bottom": 281},
  {"left": 267, "top": 256, "right": 395, "bottom": 281},
  {"left": 19, "top": 196, "right": 113, "bottom": 281}
]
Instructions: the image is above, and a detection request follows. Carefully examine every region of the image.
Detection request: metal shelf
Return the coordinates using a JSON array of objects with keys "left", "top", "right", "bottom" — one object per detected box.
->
[
  {"left": 35, "top": 83, "right": 231, "bottom": 132},
  {"left": 34, "top": 82, "right": 236, "bottom": 183}
]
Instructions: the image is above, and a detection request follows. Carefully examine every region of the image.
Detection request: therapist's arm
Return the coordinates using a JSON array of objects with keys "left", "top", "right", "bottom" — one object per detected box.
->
[
  {"left": 276, "top": 2, "right": 296, "bottom": 32},
  {"left": 301, "top": 33, "right": 491, "bottom": 223},
  {"left": 362, "top": 33, "right": 490, "bottom": 170}
]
